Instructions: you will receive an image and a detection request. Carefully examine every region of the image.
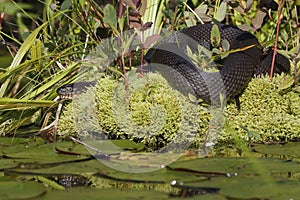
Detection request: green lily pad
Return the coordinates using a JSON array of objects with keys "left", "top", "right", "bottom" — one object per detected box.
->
[
  {"left": 220, "top": 179, "right": 300, "bottom": 199},
  {"left": 0, "top": 181, "right": 46, "bottom": 200},
  {"left": 253, "top": 142, "right": 300, "bottom": 158},
  {"left": 39, "top": 188, "right": 168, "bottom": 200},
  {"left": 169, "top": 157, "right": 300, "bottom": 176}
]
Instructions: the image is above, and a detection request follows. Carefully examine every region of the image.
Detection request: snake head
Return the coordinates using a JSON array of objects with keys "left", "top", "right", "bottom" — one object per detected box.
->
[{"left": 56, "top": 81, "right": 97, "bottom": 100}]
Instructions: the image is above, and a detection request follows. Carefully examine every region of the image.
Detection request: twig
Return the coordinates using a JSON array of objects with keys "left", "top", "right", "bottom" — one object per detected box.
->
[
  {"left": 69, "top": 136, "right": 108, "bottom": 157},
  {"left": 37, "top": 96, "right": 62, "bottom": 141},
  {"left": 270, "top": 0, "right": 284, "bottom": 81},
  {"left": 81, "top": 34, "right": 89, "bottom": 61}
]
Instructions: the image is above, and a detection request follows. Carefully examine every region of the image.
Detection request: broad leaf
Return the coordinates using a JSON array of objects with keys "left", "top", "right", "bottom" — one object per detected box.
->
[
  {"left": 253, "top": 10, "right": 266, "bottom": 30},
  {"left": 278, "top": 76, "right": 295, "bottom": 91},
  {"left": 103, "top": 4, "right": 118, "bottom": 33},
  {"left": 215, "top": 2, "right": 227, "bottom": 22},
  {"left": 211, "top": 24, "right": 221, "bottom": 47}
]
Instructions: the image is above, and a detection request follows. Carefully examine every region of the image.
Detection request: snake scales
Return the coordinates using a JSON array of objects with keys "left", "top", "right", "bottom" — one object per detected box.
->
[{"left": 57, "top": 23, "right": 290, "bottom": 103}]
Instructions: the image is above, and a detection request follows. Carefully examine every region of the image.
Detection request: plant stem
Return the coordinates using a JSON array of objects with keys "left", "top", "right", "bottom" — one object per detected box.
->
[{"left": 270, "top": 0, "right": 284, "bottom": 81}]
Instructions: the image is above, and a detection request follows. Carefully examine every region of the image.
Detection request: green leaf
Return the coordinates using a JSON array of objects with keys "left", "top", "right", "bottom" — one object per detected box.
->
[
  {"left": 0, "top": 182, "right": 46, "bottom": 199},
  {"left": 42, "top": 188, "right": 169, "bottom": 200},
  {"left": 0, "top": 21, "right": 48, "bottom": 97},
  {"left": 195, "top": 4, "right": 208, "bottom": 14},
  {"left": 221, "top": 39, "right": 230, "bottom": 51},
  {"left": 277, "top": 49, "right": 290, "bottom": 60},
  {"left": 143, "top": 34, "right": 160, "bottom": 49},
  {"left": 220, "top": 52, "right": 229, "bottom": 59},
  {"left": 0, "top": 2, "right": 32, "bottom": 15},
  {"left": 122, "top": 32, "right": 138, "bottom": 55},
  {"left": 36, "top": 176, "right": 65, "bottom": 190},
  {"left": 238, "top": 24, "right": 255, "bottom": 31},
  {"left": 252, "top": 10, "right": 266, "bottom": 30},
  {"left": 0, "top": 98, "right": 55, "bottom": 109},
  {"left": 245, "top": 0, "right": 253, "bottom": 11},
  {"left": 31, "top": 39, "right": 43, "bottom": 71},
  {"left": 240, "top": 125, "right": 261, "bottom": 140},
  {"left": 215, "top": 1, "right": 227, "bottom": 22},
  {"left": 9, "top": 23, "right": 47, "bottom": 70},
  {"left": 22, "top": 62, "right": 79, "bottom": 100},
  {"left": 103, "top": 4, "right": 118, "bottom": 33},
  {"left": 293, "top": 86, "right": 300, "bottom": 93},
  {"left": 186, "top": 45, "right": 194, "bottom": 60},
  {"left": 188, "top": 93, "right": 198, "bottom": 103},
  {"left": 184, "top": 11, "right": 197, "bottom": 27},
  {"left": 296, "top": 68, "right": 300, "bottom": 78},
  {"left": 201, "top": 45, "right": 212, "bottom": 58},
  {"left": 212, "top": 48, "right": 221, "bottom": 55},
  {"left": 61, "top": 0, "right": 72, "bottom": 10},
  {"left": 287, "top": 46, "right": 299, "bottom": 57},
  {"left": 211, "top": 24, "right": 221, "bottom": 47},
  {"left": 278, "top": 76, "right": 295, "bottom": 92}
]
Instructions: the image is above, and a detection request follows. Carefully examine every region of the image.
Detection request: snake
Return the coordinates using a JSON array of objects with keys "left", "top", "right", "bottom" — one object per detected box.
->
[{"left": 57, "top": 23, "right": 290, "bottom": 103}]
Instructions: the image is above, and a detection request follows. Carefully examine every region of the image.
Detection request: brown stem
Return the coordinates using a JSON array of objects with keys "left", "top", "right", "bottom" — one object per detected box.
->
[
  {"left": 270, "top": 0, "right": 284, "bottom": 81},
  {"left": 118, "top": 0, "right": 124, "bottom": 19},
  {"left": 295, "top": 4, "right": 299, "bottom": 27},
  {"left": 139, "top": 30, "right": 145, "bottom": 76},
  {"left": 117, "top": 1, "right": 129, "bottom": 100},
  {"left": 122, "top": 55, "right": 129, "bottom": 101}
]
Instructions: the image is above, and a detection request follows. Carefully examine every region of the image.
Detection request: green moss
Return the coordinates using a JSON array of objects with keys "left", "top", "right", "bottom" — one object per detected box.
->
[
  {"left": 95, "top": 77, "right": 120, "bottom": 136},
  {"left": 225, "top": 74, "right": 300, "bottom": 142},
  {"left": 57, "top": 103, "right": 77, "bottom": 137},
  {"left": 58, "top": 73, "right": 300, "bottom": 151},
  {"left": 58, "top": 73, "right": 204, "bottom": 150}
]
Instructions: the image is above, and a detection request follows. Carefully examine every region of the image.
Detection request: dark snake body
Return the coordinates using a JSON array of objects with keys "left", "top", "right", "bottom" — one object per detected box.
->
[
  {"left": 57, "top": 24, "right": 290, "bottom": 102},
  {"left": 145, "top": 24, "right": 262, "bottom": 103}
]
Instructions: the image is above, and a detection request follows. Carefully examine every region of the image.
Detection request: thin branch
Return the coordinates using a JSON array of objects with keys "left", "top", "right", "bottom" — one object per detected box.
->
[{"left": 270, "top": 0, "right": 284, "bottom": 81}]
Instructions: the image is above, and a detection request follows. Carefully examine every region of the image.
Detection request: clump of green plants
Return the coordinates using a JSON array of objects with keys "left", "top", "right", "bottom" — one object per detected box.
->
[
  {"left": 59, "top": 72, "right": 300, "bottom": 151},
  {"left": 224, "top": 74, "right": 300, "bottom": 143},
  {"left": 58, "top": 72, "right": 206, "bottom": 151}
]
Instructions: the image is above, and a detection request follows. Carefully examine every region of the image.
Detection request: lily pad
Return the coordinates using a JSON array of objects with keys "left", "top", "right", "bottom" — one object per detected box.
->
[
  {"left": 0, "top": 181, "right": 46, "bottom": 200},
  {"left": 252, "top": 142, "right": 300, "bottom": 158},
  {"left": 39, "top": 188, "right": 168, "bottom": 200}
]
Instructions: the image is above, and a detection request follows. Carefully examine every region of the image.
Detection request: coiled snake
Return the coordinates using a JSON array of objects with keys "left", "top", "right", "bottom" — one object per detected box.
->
[{"left": 57, "top": 24, "right": 289, "bottom": 103}]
